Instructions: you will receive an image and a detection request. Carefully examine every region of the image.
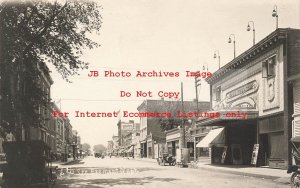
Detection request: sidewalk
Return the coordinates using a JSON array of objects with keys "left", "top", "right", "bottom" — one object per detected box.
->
[
  {"left": 133, "top": 157, "right": 157, "bottom": 163},
  {"left": 134, "top": 157, "right": 290, "bottom": 183},
  {"left": 189, "top": 158, "right": 290, "bottom": 182},
  {"left": 52, "top": 158, "right": 82, "bottom": 167}
]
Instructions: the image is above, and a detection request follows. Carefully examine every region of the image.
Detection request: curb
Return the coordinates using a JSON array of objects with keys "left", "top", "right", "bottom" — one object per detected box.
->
[
  {"left": 62, "top": 159, "right": 82, "bottom": 165},
  {"left": 133, "top": 158, "right": 157, "bottom": 163},
  {"left": 189, "top": 164, "right": 288, "bottom": 180},
  {"left": 134, "top": 157, "right": 289, "bottom": 181}
]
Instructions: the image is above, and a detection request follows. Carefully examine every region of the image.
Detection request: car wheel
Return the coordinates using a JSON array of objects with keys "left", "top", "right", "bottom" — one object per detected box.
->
[{"left": 291, "top": 172, "right": 300, "bottom": 188}]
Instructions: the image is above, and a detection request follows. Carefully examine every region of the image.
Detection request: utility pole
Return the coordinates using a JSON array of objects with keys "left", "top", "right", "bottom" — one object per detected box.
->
[
  {"left": 0, "top": 24, "right": 3, "bottom": 140},
  {"left": 195, "top": 71, "right": 201, "bottom": 113},
  {"left": 181, "top": 82, "right": 185, "bottom": 148},
  {"left": 194, "top": 73, "right": 201, "bottom": 161},
  {"left": 0, "top": 29, "right": 2, "bottom": 134},
  {"left": 0, "top": 84, "right": 1, "bottom": 129}
]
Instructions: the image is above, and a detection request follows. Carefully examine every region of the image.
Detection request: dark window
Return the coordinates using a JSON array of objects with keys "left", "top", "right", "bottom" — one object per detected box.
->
[
  {"left": 262, "top": 55, "right": 276, "bottom": 78},
  {"left": 216, "top": 86, "right": 221, "bottom": 101},
  {"left": 268, "top": 56, "right": 276, "bottom": 76}
]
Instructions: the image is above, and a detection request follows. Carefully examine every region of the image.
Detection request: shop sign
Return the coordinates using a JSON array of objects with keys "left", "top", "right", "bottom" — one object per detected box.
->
[
  {"left": 166, "top": 132, "right": 181, "bottom": 141},
  {"left": 122, "top": 123, "right": 133, "bottom": 130},
  {"left": 226, "top": 80, "right": 259, "bottom": 102}
]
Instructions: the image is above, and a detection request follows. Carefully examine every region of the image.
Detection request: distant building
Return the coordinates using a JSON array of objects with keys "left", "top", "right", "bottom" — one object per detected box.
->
[
  {"left": 25, "top": 61, "right": 55, "bottom": 152},
  {"left": 112, "top": 135, "right": 119, "bottom": 149},
  {"left": 51, "top": 102, "right": 65, "bottom": 160},
  {"left": 137, "top": 99, "right": 210, "bottom": 159},
  {"left": 123, "top": 132, "right": 132, "bottom": 148},
  {"left": 64, "top": 118, "right": 73, "bottom": 156},
  {"left": 132, "top": 130, "right": 141, "bottom": 158},
  {"left": 107, "top": 140, "right": 114, "bottom": 155},
  {"left": 117, "top": 120, "right": 139, "bottom": 147}
]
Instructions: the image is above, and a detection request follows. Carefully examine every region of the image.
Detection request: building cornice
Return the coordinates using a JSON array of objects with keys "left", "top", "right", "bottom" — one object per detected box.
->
[
  {"left": 165, "top": 128, "right": 180, "bottom": 135},
  {"left": 206, "top": 28, "right": 295, "bottom": 85}
]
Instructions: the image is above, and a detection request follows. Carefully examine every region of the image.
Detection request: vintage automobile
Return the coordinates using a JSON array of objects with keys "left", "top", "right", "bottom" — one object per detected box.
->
[
  {"left": 95, "top": 152, "right": 101, "bottom": 158},
  {"left": 1, "top": 140, "right": 57, "bottom": 188},
  {"left": 288, "top": 137, "right": 300, "bottom": 188},
  {"left": 157, "top": 153, "right": 176, "bottom": 166}
]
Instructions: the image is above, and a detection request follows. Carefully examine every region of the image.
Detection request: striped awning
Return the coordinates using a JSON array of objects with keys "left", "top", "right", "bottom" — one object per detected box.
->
[
  {"left": 196, "top": 128, "right": 224, "bottom": 148},
  {"left": 126, "top": 146, "right": 133, "bottom": 153}
]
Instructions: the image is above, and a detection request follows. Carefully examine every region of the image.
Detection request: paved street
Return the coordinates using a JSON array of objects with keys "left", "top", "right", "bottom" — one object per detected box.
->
[{"left": 55, "top": 157, "right": 289, "bottom": 188}]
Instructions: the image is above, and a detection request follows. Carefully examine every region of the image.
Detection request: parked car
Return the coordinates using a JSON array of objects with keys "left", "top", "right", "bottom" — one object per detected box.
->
[
  {"left": 94, "top": 153, "right": 101, "bottom": 158},
  {"left": 157, "top": 153, "right": 176, "bottom": 166}
]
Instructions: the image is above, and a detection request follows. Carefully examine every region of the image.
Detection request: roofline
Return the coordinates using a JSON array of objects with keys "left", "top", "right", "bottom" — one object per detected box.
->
[{"left": 206, "top": 28, "right": 300, "bottom": 84}]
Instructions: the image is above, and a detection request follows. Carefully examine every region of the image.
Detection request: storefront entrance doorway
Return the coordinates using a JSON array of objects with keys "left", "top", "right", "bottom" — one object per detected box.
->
[
  {"left": 141, "top": 143, "right": 147, "bottom": 158},
  {"left": 231, "top": 144, "right": 243, "bottom": 164},
  {"left": 258, "top": 134, "right": 270, "bottom": 166},
  {"left": 171, "top": 141, "right": 176, "bottom": 156},
  {"left": 226, "top": 123, "right": 256, "bottom": 165}
]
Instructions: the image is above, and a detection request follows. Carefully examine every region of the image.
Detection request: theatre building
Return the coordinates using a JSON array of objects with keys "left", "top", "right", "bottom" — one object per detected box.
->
[{"left": 195, "top": 28, "right": 300, "bottom": 169}]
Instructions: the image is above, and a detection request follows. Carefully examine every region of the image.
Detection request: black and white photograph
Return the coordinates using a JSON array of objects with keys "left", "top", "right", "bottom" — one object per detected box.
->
[{"left": 0, "top": 0, "right": 300, "bottom": 187}]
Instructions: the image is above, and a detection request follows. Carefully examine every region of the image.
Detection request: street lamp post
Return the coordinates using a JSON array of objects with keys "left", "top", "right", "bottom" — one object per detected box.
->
[
  {"left": 272, "top": 5, "right": 278, "bottom": 29},
  {"left": 247, "top": 21, "right": 255, "bottom": 45},
  {"left": 213, "top": 50, "right": 221, "bottom": 69},
  {"left": 228, "top": 34, "right": 236, "bottom": 58}
]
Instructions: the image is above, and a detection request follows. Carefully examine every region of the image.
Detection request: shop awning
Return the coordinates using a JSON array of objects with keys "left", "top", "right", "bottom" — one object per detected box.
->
[
  {"left": 196, "top": 128, "right": 224, "bottom": 148},
  {"left": 140, "top": 138, "right": 147, "bottom": 144}
]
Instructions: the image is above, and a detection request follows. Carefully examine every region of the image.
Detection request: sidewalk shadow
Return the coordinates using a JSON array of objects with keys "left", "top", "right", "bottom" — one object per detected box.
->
[
  {"left": 204, "top": 164, "right": 250, "bottom": 169},
  {"left": 136, "top": 167, "right": 163, "bottom": 172},
  {"left": 56, "top": 176, "right": 178, "bottom": 188}
]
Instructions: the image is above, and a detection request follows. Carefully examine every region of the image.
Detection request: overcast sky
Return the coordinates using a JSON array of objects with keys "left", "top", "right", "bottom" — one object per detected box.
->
[{"left": 49, "top": 0, "right": 300, "bottom": 148}]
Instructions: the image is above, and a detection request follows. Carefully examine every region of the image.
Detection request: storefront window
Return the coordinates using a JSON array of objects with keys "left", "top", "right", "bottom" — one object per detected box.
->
[
  {"left": 148, "top": 147, "right": 152, "bottom": 157},
  {"left": 199, "top": 147, "right": 209, "bottom": 157},
  {"left": 187, "top": 142, "right": 194, "bottom": 157}
]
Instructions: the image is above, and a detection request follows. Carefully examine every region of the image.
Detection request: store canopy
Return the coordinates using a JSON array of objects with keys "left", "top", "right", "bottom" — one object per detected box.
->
[
  {"left": 196, "top": 128, "right": 224, "bottom": 148},
  {"left": 127, "top": 146, "right": 133, "bottom": 153}
]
